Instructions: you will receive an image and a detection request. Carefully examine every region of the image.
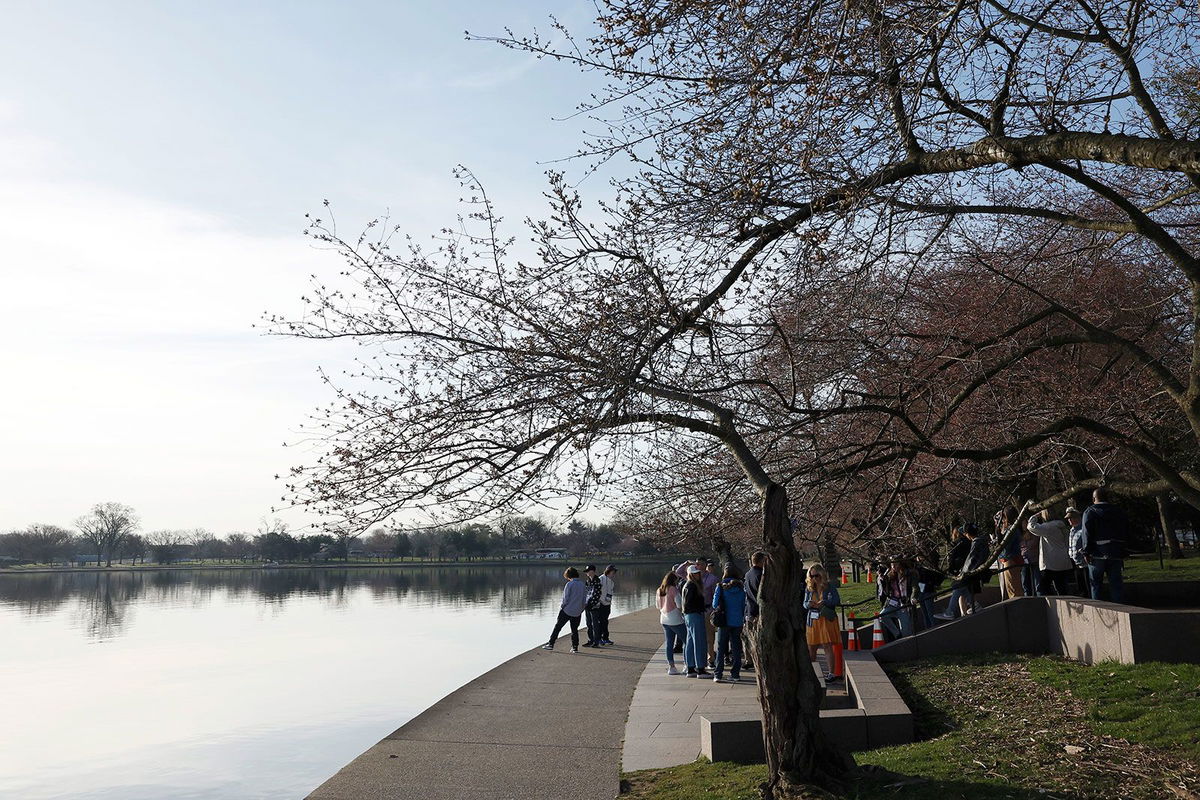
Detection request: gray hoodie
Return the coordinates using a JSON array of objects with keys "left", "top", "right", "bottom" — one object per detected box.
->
[{"left": 560, "top": 578, "right": 587, "bottom": 617}]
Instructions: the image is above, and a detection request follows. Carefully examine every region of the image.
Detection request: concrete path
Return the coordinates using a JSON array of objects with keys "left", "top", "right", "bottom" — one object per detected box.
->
[
  {"left": 621, "top": 647, "right": 762, "bottom": 771},
  {"left": 621, "top": 649, "right": 847, "bottom": 772},
  {"left": 307, "top": 606, "right": 663, "bottom": 800}
]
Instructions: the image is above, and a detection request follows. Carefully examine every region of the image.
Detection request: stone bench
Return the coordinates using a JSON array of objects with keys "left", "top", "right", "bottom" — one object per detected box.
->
[{"left": 699, "top": 651, "right": 913, "bottom": 763}]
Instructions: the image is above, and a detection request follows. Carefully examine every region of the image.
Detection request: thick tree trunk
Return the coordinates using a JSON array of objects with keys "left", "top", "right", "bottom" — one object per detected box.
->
[
  {"left": 752, "top": 482, "right": 847, "bottom": 797},
  {"left": 1158, "top": 493, "right": 1185, "bottom": 560}
]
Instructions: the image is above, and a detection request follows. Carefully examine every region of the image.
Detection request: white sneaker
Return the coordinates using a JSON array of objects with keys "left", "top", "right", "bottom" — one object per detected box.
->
[{"left": 667, "top": 666, "right": 681, "bottom": 675}]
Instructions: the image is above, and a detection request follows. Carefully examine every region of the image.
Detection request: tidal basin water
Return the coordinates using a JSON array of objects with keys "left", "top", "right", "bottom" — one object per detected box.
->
[{"left": 0, "top": 563, "right": 671, "bottom": 799}]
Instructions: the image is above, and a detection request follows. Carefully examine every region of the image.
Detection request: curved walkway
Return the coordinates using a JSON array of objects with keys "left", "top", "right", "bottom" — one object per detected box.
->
[{"left": 307, "top": 606, "right": 663, "bottom": 800}]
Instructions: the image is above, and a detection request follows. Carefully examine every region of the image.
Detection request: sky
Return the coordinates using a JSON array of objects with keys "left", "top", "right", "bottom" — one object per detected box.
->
[{"left": 0, "top": 1, "right": 609, "bottom": 535}]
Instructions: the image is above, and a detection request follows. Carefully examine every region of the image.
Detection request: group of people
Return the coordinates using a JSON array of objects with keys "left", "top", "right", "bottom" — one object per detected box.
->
[
  {"left": 652, "top": 555, "right": 760, "bottom": 681},
  {"left": 878, "top": 488, "right": 1134, "bottom": 633},
  {"left": 542, "top": 563, "right": 618, "bottom": 652}
]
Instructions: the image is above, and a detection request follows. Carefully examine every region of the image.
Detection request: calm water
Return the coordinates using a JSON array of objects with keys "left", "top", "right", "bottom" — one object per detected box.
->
[{"left": 0, "top": 563, "right": 671, "bottom": 799}]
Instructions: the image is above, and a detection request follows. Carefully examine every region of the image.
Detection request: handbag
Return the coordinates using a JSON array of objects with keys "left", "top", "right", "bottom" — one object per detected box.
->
[{"left": 711, "top": 590, "right": 727, "bottom": 627}]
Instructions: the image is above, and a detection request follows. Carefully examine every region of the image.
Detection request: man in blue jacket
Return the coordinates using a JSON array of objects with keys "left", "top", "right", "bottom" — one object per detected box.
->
[{"left": 1081, "top": 488, "right": 1129, "bottom": 603}]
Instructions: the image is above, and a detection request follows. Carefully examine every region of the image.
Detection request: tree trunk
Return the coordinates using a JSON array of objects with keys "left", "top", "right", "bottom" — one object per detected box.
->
[
  {"left": 1158, "top": 493, "right": 1185, "bottom": 560},
  {"left": 753, "top": 482, "right": 847, "bottom": 797}
]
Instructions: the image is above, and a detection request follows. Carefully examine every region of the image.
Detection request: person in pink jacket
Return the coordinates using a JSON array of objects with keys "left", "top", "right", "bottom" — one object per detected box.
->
[{"left": 655, "top": 571, "right": 687, "bottom": 675}]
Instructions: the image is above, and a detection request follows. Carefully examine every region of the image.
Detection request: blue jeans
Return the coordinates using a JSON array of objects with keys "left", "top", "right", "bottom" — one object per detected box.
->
[
  {"left": 662, "top": 623, "right": 686, "bottom": 666},
  {"left": 917, "top": 592, "right": 936, "bottom": 629},
  {"left": 684, "top": 612, "right": 707, "bottom": 670},
  {"left": 715, "top": 625, "right": 743, "bottom": 677},
  {"left": 946, "top": 586, "right": 971, "bottom": 618},
  {"left": 879, "top": 604, "right": 913, "bottom": 639},
  {"left": 1088, "top": 558, "right": 1124, "bottom": 603}
]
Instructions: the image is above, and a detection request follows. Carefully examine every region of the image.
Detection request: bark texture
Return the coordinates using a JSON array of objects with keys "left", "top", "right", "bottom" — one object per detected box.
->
[{"left": 753, "top": 482, "right": 847, "bottom": 797}]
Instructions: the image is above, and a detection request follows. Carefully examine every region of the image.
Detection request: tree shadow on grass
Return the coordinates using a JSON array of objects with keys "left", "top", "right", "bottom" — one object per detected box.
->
[{"left": 849, "top": 770, "right": 1087, "bottom": 800}]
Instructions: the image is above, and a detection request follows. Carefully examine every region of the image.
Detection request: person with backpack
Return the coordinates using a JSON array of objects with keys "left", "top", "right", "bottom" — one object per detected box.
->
[
  {"left": 681, "top": 565, "right": 710, "bottom": 677},
  {"left": 581, "top": 564, "right": 603, "bottom": 647},
  {"left": 542, "top": 567, "right": 586, "bottom": 653},
  {"left": 711, "top": 564, "right": 746, "bottom": 682}
]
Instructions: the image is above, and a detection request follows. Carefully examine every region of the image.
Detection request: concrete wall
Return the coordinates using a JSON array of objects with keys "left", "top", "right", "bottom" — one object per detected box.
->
[{"left": 875, "top": 594, "right": 1200, "bottom": 666}]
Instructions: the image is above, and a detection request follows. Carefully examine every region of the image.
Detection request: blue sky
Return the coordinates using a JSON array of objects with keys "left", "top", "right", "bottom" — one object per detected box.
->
[{"left": 0, "top": 1, "right": 609, "bottom": 534}]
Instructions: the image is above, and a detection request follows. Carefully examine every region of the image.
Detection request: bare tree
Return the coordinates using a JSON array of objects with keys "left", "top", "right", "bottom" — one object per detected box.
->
[
  {"left": 76, "top": 503, "right": 139, "bottom": 568},
  {"left": 274, "top": 0, "right": 1200, "bottom": 793}
]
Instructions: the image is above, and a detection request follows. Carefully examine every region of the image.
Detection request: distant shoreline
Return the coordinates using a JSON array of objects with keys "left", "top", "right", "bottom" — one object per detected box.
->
[{"left": 0, "top": 556, "right": 683, "bottom": 576}]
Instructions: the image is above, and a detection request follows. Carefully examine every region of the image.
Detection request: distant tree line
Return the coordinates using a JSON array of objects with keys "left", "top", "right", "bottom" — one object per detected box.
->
[{"left": 0, "top": 503, "right": 664, "bottom": 566}]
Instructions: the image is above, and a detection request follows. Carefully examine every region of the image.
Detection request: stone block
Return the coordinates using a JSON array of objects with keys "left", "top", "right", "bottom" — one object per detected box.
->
[
  {"left": 1004, "top": 597, "right": 1049, "bottom": 653},
  {"left": 866, "top": 710, "right": 913, "bottom": 748},
  {"left": 1090, "top": 604, "right": 1132, "bottom": 663},
  {"left": 870, "top": 637, "right": 917, "bottom": 663},
  {"left": 700, "top": 715, "right": 765, "bottom": 764},
  {"left": 915, "top": 605, "right": 1009, "bottom": 658},
  {"left": 819, "top": 708, "right": 868, "bottom": 751},
  {"left": 1128, "top": 611, "right": 1200, "bottom": 664}
]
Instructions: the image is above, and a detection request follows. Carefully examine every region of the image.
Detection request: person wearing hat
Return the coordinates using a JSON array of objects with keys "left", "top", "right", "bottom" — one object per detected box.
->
[
  {"left": 681, "top": 564, "right": 711, "bottom": 677},
  {"left": 581, "top": 564, "right": 603, "bottom": 647},
  {"left": 596, "top": 564, "right": 618, "bottom": 645}
]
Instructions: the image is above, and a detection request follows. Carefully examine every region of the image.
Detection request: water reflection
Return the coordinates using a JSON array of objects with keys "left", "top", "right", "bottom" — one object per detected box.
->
[
  {"left": 0, "top": 563, "right": 672, "bottom": 799},
  {"left": 0, "top": 564, "right": 667, "bottom": 640}
]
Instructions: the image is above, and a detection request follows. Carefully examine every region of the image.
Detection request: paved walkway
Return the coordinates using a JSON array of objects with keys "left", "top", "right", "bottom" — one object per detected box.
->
[
  {"left": 621, "top": 649, "right": 847, "bottom": 772},
  {"left": 307, "top": 606, "right": 663, "bottom": 800}
]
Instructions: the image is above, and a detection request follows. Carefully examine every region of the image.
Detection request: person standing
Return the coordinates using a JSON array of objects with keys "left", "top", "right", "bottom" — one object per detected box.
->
[
  {"left": 1027, "top": 509, "right": 1074, "bottom": 595},
  {"left": 597, "top": 564, "right": 617, "bottom": 645},
  {"left": 742, "top": 551, "right": 765, "bottom": 670},
  {"left": 701, "top": 559, "right": 720, "bottom": 669},
  {"left": 1020, "top": 511, "right": 1041, "bottom": 597},
  {"left": 959, "top": 522, "right": 991, "bottom": 614},
  {"left": 542, "top": 567, "right": 586, "bottom": 653},
  {"left": 876, "top": 557, "right": 919, "bottom": 639},
  {"left": 655, "top": 571, "right": 687, "bottom": 675},
  {"left": 1082, "top": 488, "right": 1129, "bottom": 603},
  {"left": 581, "top": 565, "right": 603, "bottom": 647},
  {"left": 805, "top": 564, "right": 842, "bottom": 681},
  {"left": 995, "top": 506, "right": 1025, "bottom": 600},
  {"left": 681, "top": 565, "right": 710, "bottom": 677},
  {"left": 1066, "top": 507, "right": 1089, "bottom": 595},
  {"left": 711, "top": 565, "right": 746, "bottom": 682}
]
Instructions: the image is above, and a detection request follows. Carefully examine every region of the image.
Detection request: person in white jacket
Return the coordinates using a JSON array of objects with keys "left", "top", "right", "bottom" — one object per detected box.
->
[{"left": 1027, "top": 509, "right": 1074, "bottom": 596}]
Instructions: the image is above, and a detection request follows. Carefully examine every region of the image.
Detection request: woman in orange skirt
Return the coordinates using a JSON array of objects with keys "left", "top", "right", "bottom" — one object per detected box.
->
[{"left": 805, "top": 564, "right": 842, "bottom": 682}]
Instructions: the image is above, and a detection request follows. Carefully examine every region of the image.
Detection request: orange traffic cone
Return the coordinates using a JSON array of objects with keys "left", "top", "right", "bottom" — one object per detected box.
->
[
  {"left": 870, "top": 618, "right": 885, "bottom": 649},
  {"left": 841, "top": 571, "right": 848, "bottom": 585},
  {"left": 846, "top": 612, "right": 859, "bottom": 651},
  {"left": 866, "top": 567, "right": 874, "bottom": 583},
  {"left": 832, "top": 639, "right": 844, "bottom": 677}
]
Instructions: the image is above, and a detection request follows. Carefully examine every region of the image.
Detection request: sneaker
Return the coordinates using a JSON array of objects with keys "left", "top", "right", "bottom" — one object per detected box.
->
[
  {"left": 541, "top": 643, "right": 554, "bottom": 650},
  {"left": 583, "top": 641, "right": 596, "bottom": 647},
  {"left": 932, "top": 611, "right": 954, "bottom": 621},
  {"left": 823, "top": 672, "right": 836, "bottom": 682},
  {"left": 601, "top": 639, "right": 613, "bottom": 645},
  {"left": 696, "top": 669, "right": 710, "bottom": 677},
  {"left": 667, "top": 665, "right": 681, "bottom": 676},
  {"left": 731, "top": 673, "right": 741, "bottom": 681},
  {"left": 570, "top": 646, "right": 579, "bottom": 653},
  {"left": 686, "top": 668, "right": 697, "bottom": 678},
  {"left": 742, "top": 662, "right": 754, "bottom": 671},
  {"left": 706, "top": 661, "right": 715, "bottom": 671}
]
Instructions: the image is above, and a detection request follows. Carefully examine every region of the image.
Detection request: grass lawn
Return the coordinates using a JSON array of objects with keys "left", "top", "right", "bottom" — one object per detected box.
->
[
  {"left": 623, "top": 654, "right": 1200, "bottom": 799},
  {"left": 1124, "top": 552, "right": 1200, "bottom": 582}
]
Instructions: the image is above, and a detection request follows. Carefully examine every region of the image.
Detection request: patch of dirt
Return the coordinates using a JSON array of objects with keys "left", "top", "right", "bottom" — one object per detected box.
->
[{"left": 887, "top": 657, "right": 1200, "bottom": 799}]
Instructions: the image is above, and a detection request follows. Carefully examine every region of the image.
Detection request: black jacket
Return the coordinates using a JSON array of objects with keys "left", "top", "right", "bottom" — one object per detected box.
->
[
  {"left": 1082, "top": 503, "right": 1129, "bottom": 559},
  {"left": 681, "top": 579, "right": 707, "bottom": 614},
  {"left": 744, "top": 566, "right": 763, "bottom": 618}
]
